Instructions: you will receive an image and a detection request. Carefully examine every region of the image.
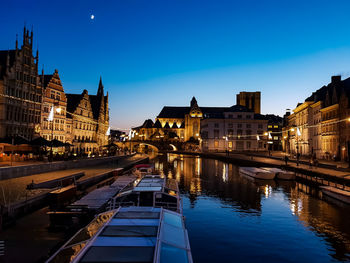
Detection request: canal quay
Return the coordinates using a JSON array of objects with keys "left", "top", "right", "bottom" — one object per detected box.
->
[
  {"left": 153, "top": 153, "right": 350, "bottom": 263},
  {"left": 1, "top": 153, "right": 350, "bottom": 263}
]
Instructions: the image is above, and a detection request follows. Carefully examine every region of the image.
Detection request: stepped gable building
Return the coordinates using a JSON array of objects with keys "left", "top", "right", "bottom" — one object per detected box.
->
[
  {"left": 40, "top": 69, "right": 70, "bottom": 142},
  {"left": 283, "top": 75, "right": 350, "bottom": 160},
  {"left": 0, "top": 27, "right": 42, "bottom": 140},
  {"left": 66, "top": 77, "right": 109, "bottom": 154}
]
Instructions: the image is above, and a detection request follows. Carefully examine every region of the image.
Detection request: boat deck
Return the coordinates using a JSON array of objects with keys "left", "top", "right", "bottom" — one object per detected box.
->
[{"left": 47, "top": 206, "right": 192, "bottom": 263}]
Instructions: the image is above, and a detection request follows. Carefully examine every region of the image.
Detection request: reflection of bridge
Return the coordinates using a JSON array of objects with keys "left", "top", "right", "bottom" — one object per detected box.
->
[{"left": 115, "top": 140, "right": 187, "bottom": 152}]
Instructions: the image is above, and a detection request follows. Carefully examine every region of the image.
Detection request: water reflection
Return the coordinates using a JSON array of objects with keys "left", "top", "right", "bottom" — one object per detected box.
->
[{"left": 154, "top": 153, "right": 350, "bottom": 262}]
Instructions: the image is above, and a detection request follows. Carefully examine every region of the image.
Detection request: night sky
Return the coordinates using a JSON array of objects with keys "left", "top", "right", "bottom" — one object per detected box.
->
[{"left": 2, "top": 0, "right": 350, "bottom": 130}]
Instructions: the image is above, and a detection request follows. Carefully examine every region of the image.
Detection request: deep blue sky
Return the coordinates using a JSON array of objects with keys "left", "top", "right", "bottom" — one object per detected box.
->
[{"left": 2, "top": 0, "right": 350, "bottom": 130}]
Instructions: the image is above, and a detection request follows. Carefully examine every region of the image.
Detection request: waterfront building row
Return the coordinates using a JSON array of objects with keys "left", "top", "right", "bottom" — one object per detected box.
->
[
  {"left": 282, "top": 75, "right": 350, "bottom": 161},
  {"left": 0, "top": 27, "right": 109, "bottom": 154},
  {"left": 132, "top": 93, "right": 282, "bottom": 152}
]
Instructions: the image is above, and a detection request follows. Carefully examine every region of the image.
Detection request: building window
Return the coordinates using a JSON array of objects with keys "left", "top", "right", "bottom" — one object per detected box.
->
[
  {"left": 246, "top": 141, "right": 251, "bottom": 149},
  {"left": 228, "top": 114, "right": 233, "bottom": 119},
  {"left": 246, "top": 115, "right": 251, "bottom": 119},
  {"left": 237, "top": 124, "right": 242, "bottom": 128},
  {"left": 238, "top": 115, "right": 242, "bottom": 119},
  {"left": 268, "top": 125, "right": 272, "bottom": 128},
  {"left": 228, "top": 123, "right": 233, "bottom": 128},
  {"left": 258, "top": 124, "right": 263, "bottom": 129},
  {"left": 273, "top": 136, "right": 279, "bottom": 140},
  {"left": 214, "top": 140, "right": 219, "bottom": 148},
  {"left": 246, "top": 124, "right": 251, "bottom": 128},
  {"left": 274, "top": 125, "right": 279, "bottom": 128},
  {"left": 214, "top": 129, "right": 220, "bottom": 138},
  {"left": 228, "top": 141, "right": 232, "bottom": 148},
  {"left": 214, "top": 123, "right": 219, "bottom": 128}
]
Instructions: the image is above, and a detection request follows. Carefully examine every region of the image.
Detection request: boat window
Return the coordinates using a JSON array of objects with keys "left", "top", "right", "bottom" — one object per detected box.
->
[
  {"left": 49, "top": 242, "right": 87, "bottom": 263},
  {"left": 163, "top": 212, "right": 182, "bottom": 228},
  {"left": 134, "top": 186, "right": 162, "bottom": 192},
  {"left": 66, "top": 211, "right": 114, "bottom": 247},
  {"left": 162, "top": 223, "right": 186, "bottom": 247},
  {"left": 79, "top": 246, "right": 155, "bottom": 263},
  {"left": 115, "top": 211, "right": 160, "bottom": 219},
  {"left": 160, "top": 243, "right": 189, "bottom": 263},
  {"left": 101, "top": 226, "right": 158, "bottom": 237}
]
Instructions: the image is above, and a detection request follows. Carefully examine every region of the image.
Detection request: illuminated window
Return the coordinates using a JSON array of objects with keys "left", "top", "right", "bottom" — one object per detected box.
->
[
  {"left": 274, "top": 125, "right": 278, "bottom": 128},
  {"left": 268, "top": 125, "right": 272, "bottom": 128},
  {"left": 214, "top": 140, "right": 219, "bottom": 148},
  {"left": 228, "top": 141, "right": 232, "bottom": 148}
]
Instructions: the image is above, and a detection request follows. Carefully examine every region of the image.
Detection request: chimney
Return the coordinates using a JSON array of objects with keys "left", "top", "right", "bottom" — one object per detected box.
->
[{"left": 331, "top": 75, "right": 341, "bottom": 83}]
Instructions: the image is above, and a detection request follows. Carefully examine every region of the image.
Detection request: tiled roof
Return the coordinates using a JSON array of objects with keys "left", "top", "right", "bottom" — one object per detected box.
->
[
  {"left": 157, "top": 106, "right": 190, "bottom": 118},
  {"left": 89, "top": 95, "right": 101, "bottom": 120},
  {"left": 66, "top": 93, "right": 82, "bottom": 116},
  {"left": 41, "top": 74, "right": 53, "bottom": 87}
]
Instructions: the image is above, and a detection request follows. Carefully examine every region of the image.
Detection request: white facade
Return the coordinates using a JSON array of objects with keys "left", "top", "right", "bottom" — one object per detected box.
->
[{"left": 201, "top": 109, "right": 268, "bottom": 152}]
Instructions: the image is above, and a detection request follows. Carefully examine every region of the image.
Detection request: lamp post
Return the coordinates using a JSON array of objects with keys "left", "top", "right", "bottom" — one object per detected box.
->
[{"left": 48, "top": 102, "right": 61, "bottom": 162}]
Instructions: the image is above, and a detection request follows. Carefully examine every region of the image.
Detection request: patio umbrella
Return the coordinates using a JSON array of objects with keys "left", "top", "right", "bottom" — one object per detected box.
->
[
  {"left": 64, "top": 142, "right": 74, "bottom": 147},
  {"left": 49, "top": 139, "right": 66, "bottom": 147},
  {"left": 30, "top": 137, "right": 50, "bottom": 146}
]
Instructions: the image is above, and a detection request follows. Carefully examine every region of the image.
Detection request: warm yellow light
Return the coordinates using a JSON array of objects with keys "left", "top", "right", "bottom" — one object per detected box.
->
[
  {"left": 264, "top": 132, "right": 268, "bottom": 136},
  {"left": 196, "top": 133, "right": 199, "bottom": 136},
  {"left": 291, "top": 128, "right": 295, "bottom": 132},
  {"left": 347, "top": 118, "right": 350, "bottom": 122},
  {"left": 283, "top": 136, "right": 287, "bottom": 139},
  {"left": 55, "top": 107, "right": 61, "bottom": 113}
]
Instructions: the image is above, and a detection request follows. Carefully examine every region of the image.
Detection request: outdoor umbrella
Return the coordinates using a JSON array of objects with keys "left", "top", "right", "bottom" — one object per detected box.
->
[
  {"left": 64, "top": 142, "right": 73, "bottom": 147},
  {"left": 29, "top": 137, "right": 50, "bottom": 146},
  {"left": 49, "top": 139, "right": 66, "bottom": 147}
]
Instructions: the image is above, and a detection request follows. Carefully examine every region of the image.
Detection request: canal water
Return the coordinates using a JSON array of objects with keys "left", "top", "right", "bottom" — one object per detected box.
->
[{"left": 153, "top": 153, "right": 350, "bottom": 263}]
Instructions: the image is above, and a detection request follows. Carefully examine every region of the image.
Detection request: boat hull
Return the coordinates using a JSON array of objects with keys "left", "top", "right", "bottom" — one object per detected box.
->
[
  {"left": 320, "top": 186, "right": 350, "bottom": 204},
  {"left": 261, "top": 168, "right": 295, "bottom": 180},
  {"left": 239, "top": 167, "right": 275, "bottom": 180}
]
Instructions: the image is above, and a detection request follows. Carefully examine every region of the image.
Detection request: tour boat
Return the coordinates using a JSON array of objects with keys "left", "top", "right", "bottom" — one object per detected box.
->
[
  {"left": 261, "top": 167, "right": 295, "bottom": 180},
  {"left": 108, "top": 174, "right": 182, "bottom": 213},
  {"left": 320, "top": 186, "right": 350, "bottom": 205},
  {"left": 133, "top": 164, "right": 155, "bottom": 177},
  {"left": 46, "top": 206, "right": 193, "bottom": 263},
  {"left": 239, "top": 167, "right": 275, "bottom": 180}
]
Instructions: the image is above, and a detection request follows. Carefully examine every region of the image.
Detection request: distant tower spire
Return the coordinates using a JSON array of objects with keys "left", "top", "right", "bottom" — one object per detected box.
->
[
  {"left": 15, "top": 34, "right": 18, "bottom": 50},
  {"left": 97, "top": 76, "right": 104, "bottom": 97}
]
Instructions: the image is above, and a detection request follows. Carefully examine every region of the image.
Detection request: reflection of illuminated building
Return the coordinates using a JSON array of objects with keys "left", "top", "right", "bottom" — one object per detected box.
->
[{"left": 289, "top": 183, "right": 350, "bottom": 261}]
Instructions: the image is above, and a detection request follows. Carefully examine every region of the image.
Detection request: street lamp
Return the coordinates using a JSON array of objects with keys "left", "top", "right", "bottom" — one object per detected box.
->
[
  {"left": 296, "top": 127, "right": 301, "bottom": 166},
  {"left": 48, "top": 103, "right": 61, "bottom": 162}
]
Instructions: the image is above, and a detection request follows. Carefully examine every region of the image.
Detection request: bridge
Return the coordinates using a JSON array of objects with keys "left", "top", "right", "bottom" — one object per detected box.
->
[{"left": 114, "top": 140, "right": 199, "bottom": 152}]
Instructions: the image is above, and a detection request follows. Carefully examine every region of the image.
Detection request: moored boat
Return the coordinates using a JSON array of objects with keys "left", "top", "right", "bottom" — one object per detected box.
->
[
  {"left": 108, "top": 174, "right": 182, "bottom": 213},
  {"left": 133, "top": 164, "right": 155, "bottom": 177},
  {"left": 239, "top": 167, "right": 275, "bottom": 180},
  {"left": 46, "top": 206, "right": 193, "bottom": 263},
  {"left": 261, "top": 167, "right": 295, "bottom": 180},
  {"left": 320, "top": 186, "right": 350, "bottom": 205}
]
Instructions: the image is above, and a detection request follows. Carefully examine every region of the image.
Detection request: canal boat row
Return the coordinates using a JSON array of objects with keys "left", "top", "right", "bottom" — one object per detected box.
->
[
  {"left": 46, "top": 164, "right": 193, "bottom": 263},
  {"left": 239, "top": 167, "right": 295, "bottom": 180}
]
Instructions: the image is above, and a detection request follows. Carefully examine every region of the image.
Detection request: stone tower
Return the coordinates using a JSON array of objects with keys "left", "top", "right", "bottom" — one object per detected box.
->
[{"left": 236, "top": 91, "right": 261, "bottom": 114}]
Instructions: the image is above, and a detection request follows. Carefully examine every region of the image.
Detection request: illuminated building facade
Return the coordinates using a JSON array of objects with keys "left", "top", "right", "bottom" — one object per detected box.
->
[
  {"left": 40, "top": 69, "right": 69, "bottom": 142},
  {"left": 200, "top": 105, "right": 268, "bottom": 151},
  {"left": 0, "top": 27, "right": 42, "bottom": 140},
  {"left": 283, "top": 75, "right": 350, "bottom": 160},
  {"left": 132, "top": 97, "right": 202, "bottom": 142},
  {"left": 66, "top": 78, "right": 109, "bottom": 154}
]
